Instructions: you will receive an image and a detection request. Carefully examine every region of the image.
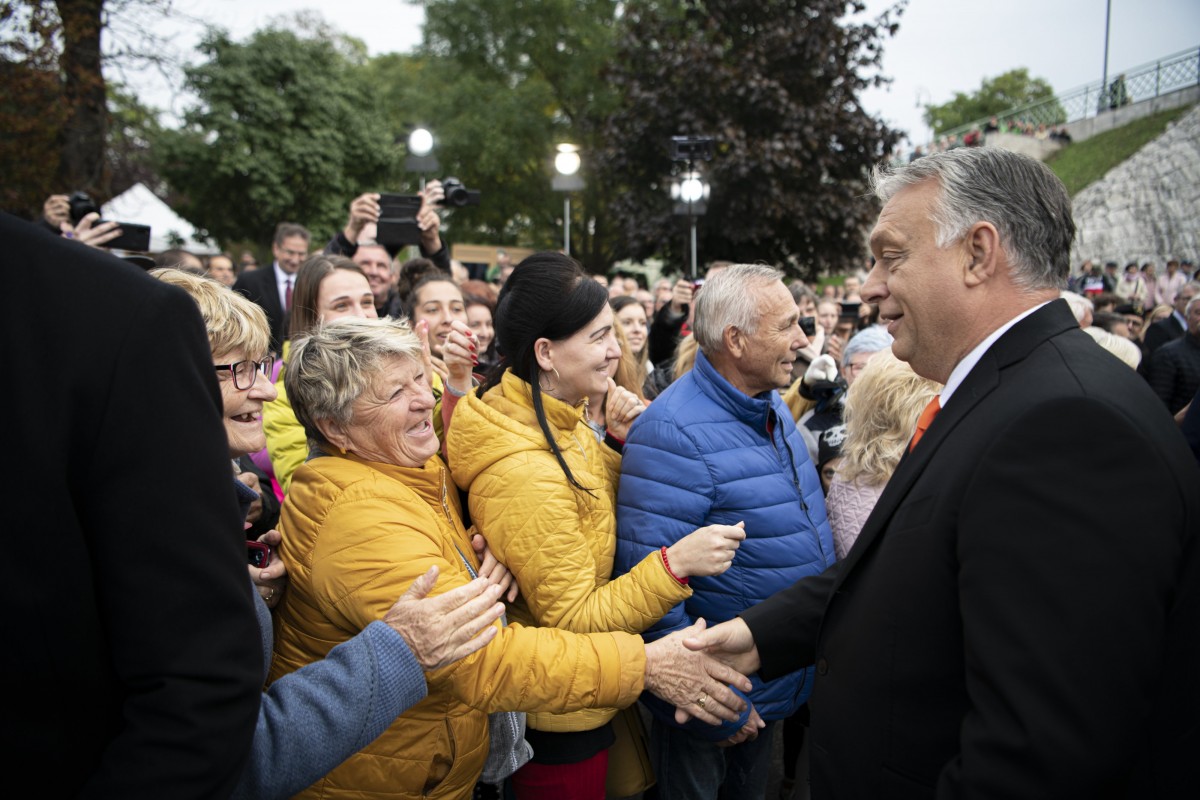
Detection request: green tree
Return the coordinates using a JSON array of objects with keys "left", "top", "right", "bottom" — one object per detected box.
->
[
  {"left": 369, "top": 0, "right": 622, "bottom": 272},
  {"left": 155, "top": 26, "right": 397, "bottom": 246},
  {"left": 599, "top": 0, "right": 903, "bottom": 278},
  {"left": 923, "top": 68, "right": 1062, "bottom": 135}
]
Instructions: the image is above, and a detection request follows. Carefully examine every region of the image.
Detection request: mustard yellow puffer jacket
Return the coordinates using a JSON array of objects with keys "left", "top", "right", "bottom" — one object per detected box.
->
[
  {"left": 446, "top": 370, "right": 692, "bottom": 735},
  {"left": 269, "top": 451, "right": 646, "bottom": 800}
]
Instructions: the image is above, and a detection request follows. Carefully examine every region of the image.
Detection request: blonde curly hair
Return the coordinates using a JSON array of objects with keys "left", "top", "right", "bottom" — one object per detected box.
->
[{"left": 838, "top": 348, "right": 942, "bottom": 486}]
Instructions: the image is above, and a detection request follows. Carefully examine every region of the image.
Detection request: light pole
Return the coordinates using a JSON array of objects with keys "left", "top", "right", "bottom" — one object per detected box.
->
[
  {"left": 1100, "top": 0, "right": 1113, "bottom": 113},
  {"left": 671, "top": 172, "right": 710, "bottom": 279},
  {"left": 405, "top": 127, "right": 439, "bottom": 191},
  {"left": 552, "top": 144, "right": 583, "bottom": 255}
]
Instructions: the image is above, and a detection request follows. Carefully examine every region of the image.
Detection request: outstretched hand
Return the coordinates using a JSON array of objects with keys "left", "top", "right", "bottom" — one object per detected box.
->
[
  {"left": 471, "top": 533, "right": 519, "bottom": 602},
  {"left": 643, "top": 618, "right": 753, "bottom": 727},
  {"left": 671, "top": 617, "right": 762, "bottom": 725},
  {"left": 383, "top": 565, "right": 506, "bottom": 671}
]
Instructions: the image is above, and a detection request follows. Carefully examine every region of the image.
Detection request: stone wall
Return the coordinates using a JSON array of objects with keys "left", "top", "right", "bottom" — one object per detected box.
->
[{"left": 1069, "top": 104, "right": 1200, "bottom": 268}]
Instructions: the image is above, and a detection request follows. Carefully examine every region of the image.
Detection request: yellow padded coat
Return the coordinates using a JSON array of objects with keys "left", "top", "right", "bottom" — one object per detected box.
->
[
  {"left": 446, "top": 370, "right": 692, "bottom": 735},
  {"left": 268, "top": 451, "right": 646, "bottom": 800}
]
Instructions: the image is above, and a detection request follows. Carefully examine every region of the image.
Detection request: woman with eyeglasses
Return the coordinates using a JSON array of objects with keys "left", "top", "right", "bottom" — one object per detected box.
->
[{"left": 149, "top": 268, "right": 507, "bottom": 800}]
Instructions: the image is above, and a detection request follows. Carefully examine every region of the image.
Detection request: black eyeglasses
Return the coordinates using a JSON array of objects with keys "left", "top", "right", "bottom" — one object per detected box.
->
[{"left": 214, "top": 356, "right": 275, "bottom": 390}]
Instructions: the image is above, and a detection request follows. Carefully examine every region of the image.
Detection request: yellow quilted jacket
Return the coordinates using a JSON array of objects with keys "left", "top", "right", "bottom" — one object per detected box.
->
[
  {"left": 445, "top": 369, "right": 692, "bottom": 734},
  {"left": 268, "top": 451, "right": 646, "bottom": 799}
]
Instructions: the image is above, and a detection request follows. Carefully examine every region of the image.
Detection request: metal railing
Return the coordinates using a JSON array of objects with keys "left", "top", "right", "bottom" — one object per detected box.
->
[{"left": 929, "top": 45, "right": 1199, "bottom": 148}]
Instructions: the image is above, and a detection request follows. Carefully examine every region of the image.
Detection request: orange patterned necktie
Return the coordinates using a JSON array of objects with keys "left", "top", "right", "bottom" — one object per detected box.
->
[{"left": 909, "top": 395, "right": 941, "bottom": 453}]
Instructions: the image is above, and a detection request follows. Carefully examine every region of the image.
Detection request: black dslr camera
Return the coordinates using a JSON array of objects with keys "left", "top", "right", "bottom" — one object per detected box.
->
[{"left": 439, "top": 177, "right": 481, "bottom": 208}]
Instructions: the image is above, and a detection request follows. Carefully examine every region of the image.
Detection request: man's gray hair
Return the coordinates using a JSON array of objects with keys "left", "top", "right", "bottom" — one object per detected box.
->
[
  {"left": 871, "top": 148, "right": 1075, "bottom": 291},
  {"left": 693, "top": 263, "right": 784, "bottom": 355},
  {"left": 285, "top": 316, "right": 424, "bottom": 447}
]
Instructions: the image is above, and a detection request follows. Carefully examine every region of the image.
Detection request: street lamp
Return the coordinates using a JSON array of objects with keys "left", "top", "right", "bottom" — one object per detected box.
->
[
  {"left": 405, "top": 127, "right": 439, "bottom": 191},
  {"left": 671, "top": 171, "right": 710, "bottom": 279},
  {"left": 552, "top": 143, "right": 584, "bottom": 255}
]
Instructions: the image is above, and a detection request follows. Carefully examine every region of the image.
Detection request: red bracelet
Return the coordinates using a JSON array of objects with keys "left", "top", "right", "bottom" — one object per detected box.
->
[{"left": 661, "top": 546, "right": 689, "bottom": 585}]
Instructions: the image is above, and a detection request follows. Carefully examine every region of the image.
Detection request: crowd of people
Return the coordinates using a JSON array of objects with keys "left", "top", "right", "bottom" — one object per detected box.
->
[{"left": 8, "top": 145, "right": 1199, "bottom": 800}]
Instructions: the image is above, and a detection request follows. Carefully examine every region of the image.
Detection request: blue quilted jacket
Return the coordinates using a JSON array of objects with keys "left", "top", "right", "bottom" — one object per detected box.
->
[{"left": 615, "top": 348, "right": 835, "bottom": 740}]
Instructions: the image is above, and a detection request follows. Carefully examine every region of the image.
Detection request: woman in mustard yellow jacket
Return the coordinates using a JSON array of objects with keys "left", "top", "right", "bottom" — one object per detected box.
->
[
  {"left": 446, "top": 253, "right": 747, "bottom": 799},
  {"left": 270, "top": 316, "right": 752, "bottom": 800}
]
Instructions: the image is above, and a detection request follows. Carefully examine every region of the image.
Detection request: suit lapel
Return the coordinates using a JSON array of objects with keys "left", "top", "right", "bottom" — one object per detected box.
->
[{"left": 831, "top": 300, "right": 1079, "bottom": 590}]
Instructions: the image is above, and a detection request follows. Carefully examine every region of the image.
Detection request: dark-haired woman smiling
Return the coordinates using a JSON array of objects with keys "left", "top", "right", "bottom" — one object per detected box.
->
[{"left": 446, "top": 252, "right": 746, "bottom": 799}]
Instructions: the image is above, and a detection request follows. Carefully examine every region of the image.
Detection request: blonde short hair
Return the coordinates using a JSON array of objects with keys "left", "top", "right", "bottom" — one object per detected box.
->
[
  {"left": 151, "top": 267, "right": 269, "bottom": 359},
  {"left": 285, "top": 317, "right": 424, "bottom": 447},
  {"left": 838, "top": 348, "right": 942, "bottom": 486}
]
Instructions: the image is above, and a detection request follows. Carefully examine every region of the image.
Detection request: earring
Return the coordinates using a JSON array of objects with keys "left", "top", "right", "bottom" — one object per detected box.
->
[{"left": 539, "top": 366, "right": 561, "bottom": 399}]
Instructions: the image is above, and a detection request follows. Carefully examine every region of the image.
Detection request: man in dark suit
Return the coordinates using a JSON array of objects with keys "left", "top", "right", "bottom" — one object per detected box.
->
[
  {"left": 1141, "top": 280, "right": 1199, "bottom": 368},
  {"left": 233, "top": 222, "right": 311, "bottom": 354},
  {"left": 684, "top": 148, "right": 1200, "bottom": 797},
  {"left": 0, "top": 214, "right": 263, "bottom": 796}
]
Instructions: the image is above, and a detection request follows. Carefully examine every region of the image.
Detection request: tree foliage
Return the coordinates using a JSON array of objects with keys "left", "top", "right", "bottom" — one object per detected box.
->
[
  {"left": 155, "top": 26, "right": 397, "bottom": 245},
  {"left": 923, "top": 68, "right": 1062, "bottom": 135},
  {"left": 598, "top": 0, "right": 903, "bottom": 279},
  {"left": 375, "top": 0, "right": 622, "bottom": 272}
]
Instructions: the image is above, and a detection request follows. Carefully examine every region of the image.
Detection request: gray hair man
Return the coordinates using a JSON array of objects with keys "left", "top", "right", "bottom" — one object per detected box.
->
[
  {"left": 687, "top": 147, "right": 1200, "bottom": 797},
  {"left": 615, "top": 263, "right": 835, "bottom": 800}
]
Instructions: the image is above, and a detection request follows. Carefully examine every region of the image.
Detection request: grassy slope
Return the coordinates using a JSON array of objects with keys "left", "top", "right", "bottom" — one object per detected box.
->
[{"left": 1046, "top": 104, "right": 1195, "bottom": 196}]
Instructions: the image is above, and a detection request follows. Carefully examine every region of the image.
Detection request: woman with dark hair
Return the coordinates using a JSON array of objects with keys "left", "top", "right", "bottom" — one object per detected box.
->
[
  {"left": 445, "top": 252, "right": 746, "bottom": 799},
  {"left": 409, "top": 272, "right": 467, "bottom": 385},
  {"left": 263, "top": 254, "right": 378, "bottom": 493}
]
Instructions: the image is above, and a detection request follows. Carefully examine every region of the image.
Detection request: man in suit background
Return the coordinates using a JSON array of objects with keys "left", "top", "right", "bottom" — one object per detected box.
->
[
  {"left": 1141, "top": 280, "right": 1200, "bottom": 370},
  {"left": 1, "top": 213, "right": 263, "bottom": 796},
  {"left": 233, "top": 222, "right": 311, "bottom": 354},
  {"left": 685, "top": 148, "right": 1200, "bottom": 797}
]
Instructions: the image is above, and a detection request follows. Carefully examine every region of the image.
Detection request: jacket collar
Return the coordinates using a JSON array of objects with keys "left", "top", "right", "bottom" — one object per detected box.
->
[
  {"left": 692, "top": 347, "right": 775, "bottom": 429},
  {"left": 498, "top": 368, "right": 588, "bottom": 436},
  {"left": 833, "top": 299, "right": 1078, "bottom": 588}
]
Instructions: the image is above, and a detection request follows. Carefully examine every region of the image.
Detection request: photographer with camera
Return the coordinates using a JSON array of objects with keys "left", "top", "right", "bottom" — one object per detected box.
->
[
  {"left": 325, "top": 181, "right": 456, "bottom": 312},
  {"left": 40, "top": 192, "right": 125, "bottom": 249}
]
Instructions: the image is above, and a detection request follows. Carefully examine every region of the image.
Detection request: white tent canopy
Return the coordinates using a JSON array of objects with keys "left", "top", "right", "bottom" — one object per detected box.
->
[{"left": 101, "top": 183, "right": 219, "bottom": 255}]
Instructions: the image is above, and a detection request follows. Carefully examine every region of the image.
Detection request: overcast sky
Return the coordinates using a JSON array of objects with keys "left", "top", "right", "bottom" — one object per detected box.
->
[{"left": 142, "top": 0, "right": 1199, "bottom": 145}]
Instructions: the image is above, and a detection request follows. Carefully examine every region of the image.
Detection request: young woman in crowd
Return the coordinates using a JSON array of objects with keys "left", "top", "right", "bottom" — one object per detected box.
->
[
  {"left": 263, "top": 254, "right": 377, "bottom": 493},
  {"left": 445, "top": 252, "right": 747, "bottom": 799},
  {"left": 408, "top": 272, "right": 468, "bottom": 384},
  {"left": 610, "top": 295, "right": 656, "bottom": 399}
]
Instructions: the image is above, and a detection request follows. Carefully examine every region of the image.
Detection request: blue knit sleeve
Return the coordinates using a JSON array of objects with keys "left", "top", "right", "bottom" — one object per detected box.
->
[{"left": 232, "top": 621, "right": 426, "bottom": 800}]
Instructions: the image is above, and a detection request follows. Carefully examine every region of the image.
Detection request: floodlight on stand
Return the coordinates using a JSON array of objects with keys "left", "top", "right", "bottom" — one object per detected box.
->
[
  {"left": 405, "top": 127, "right": 439, "bottom": 188},
  {"left": 551, "top": 143, "right": 585, "bottom": 254},
  {"left": 409, "top": 128, "right": 434, "bottom": 157}
]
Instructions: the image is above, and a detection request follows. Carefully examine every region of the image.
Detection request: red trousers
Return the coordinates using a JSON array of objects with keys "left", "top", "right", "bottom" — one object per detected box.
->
[{"left": 509, "top": 749, "right": 608, "bottom": 800}]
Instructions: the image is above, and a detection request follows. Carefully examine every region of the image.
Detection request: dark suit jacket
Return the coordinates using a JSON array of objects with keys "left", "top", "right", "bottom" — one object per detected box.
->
[
  {"left": 743, "top": 300, "right": 1200, "bottom": 798},
  {"left": 1141, "top": 314, "right": 1184, "bottom": 362},
  {"left": 233, "top": 263, "right": 289, "bottom": 355},
  {"left": 0, "top": 214, "right": 262, "bottom": 797}
]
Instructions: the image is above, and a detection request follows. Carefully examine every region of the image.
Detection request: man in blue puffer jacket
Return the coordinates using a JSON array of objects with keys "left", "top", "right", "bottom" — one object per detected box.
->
[{"left": 616, "top": 263, "right": 835, "bottom": 800}]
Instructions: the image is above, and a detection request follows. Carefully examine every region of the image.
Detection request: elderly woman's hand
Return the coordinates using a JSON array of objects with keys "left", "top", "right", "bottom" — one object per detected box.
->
[
  {"left": 643, "top": 618, "right": 753, "bottom": 726},
  {"left": 383, "top": 565, "right": 507, "bottom": 670},
  {"left": 471, "top": 533, "right": 519, "bottom": 602},
  {"left": 604, "top": 378, "right": 646, "bottom": 442},
  {"left": 443, "top": 320, "right": 478, "bottom": 395},
  {"left": 250, "top": 528, "right": 288, "bottom": 609}
]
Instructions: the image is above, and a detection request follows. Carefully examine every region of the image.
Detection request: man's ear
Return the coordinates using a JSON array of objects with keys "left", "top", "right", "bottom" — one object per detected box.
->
[
  {"left": 533, "top": 337, "right": 554, "bottom": 373},
  {"left": 724, "top": 325, "right": 745, "bottom": 359},
  {"left": 964, "top": 220, "right": 1001, "bottom": 288}
]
